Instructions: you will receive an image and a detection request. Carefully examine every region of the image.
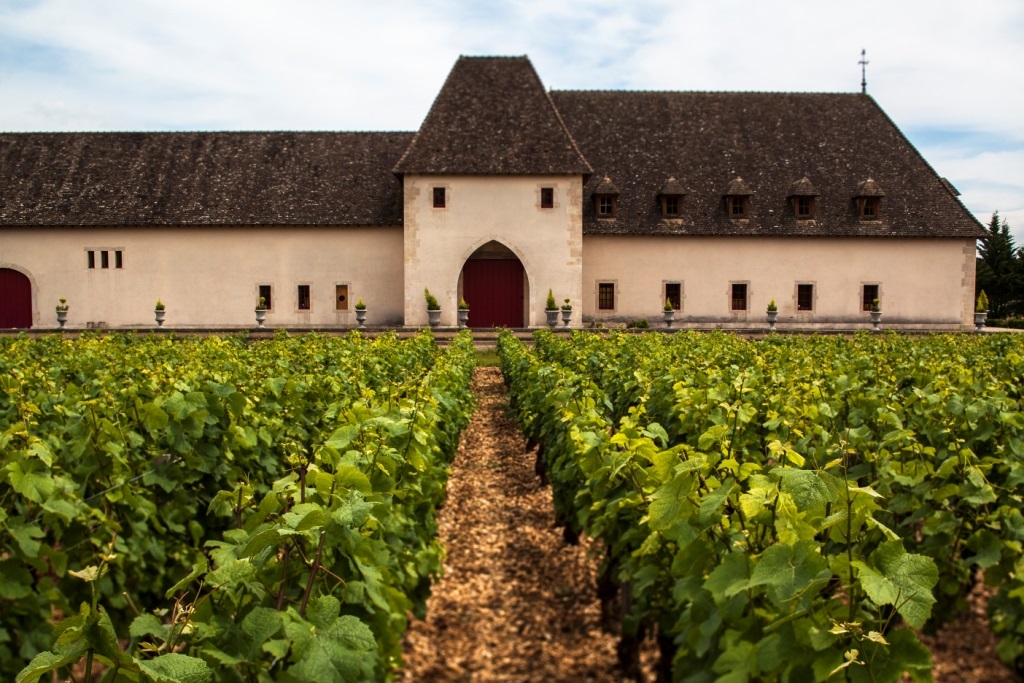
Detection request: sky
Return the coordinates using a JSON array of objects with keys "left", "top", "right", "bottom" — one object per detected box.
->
[{"left": 1, "top": 0, "right": 1021, "bottom": 241}]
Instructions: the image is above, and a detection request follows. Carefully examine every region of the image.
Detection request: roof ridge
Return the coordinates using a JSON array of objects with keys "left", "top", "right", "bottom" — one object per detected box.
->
[{"left": 552, "top": 89, "right": 860, "bottom": 96}]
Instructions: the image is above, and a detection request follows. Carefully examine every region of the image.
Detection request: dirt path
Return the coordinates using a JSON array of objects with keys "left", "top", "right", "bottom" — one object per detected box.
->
[{"left": 400, "top": 366, "right": 627, "bottom": 682}]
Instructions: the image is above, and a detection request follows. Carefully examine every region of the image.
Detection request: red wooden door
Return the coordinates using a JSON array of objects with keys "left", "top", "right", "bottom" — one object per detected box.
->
[
  {"left": 462, "top": 259, "right": 524, "bottom": 328},
  {"left": 0, "top": 269, "right": 32, "bottom": 328}
]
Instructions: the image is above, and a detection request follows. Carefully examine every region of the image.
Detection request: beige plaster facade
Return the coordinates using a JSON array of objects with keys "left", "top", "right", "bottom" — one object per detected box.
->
[
  {"left": 402, "top": 175, "right": 584, "bottom": 327},
  {"left": 0, "top": 225, "right": 404, "bottom": 329},
  {"left": 582, "top": 235, "right": 977, "bottom": 328}
]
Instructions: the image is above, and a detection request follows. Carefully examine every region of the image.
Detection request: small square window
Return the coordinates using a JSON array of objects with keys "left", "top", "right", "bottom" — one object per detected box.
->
[
  {"left": 665, "top": 283, "right": 681, "bottom": 310},
  {"left": 862, "top": 284, "right": 879, "bottom": 312},
  {"left": 598, "top": 282, "right": 615, "bottom": 310},
  {"left": 115, "top": 251, "right": 123, "bottom": 269},
  {"left": 541, "top": 187, "right": 554, "bottom": 209},
  {"left": 87, "top": 250, "right": 95, "bottom": 269},
  {"left": 728, "top": 197, "right": 748, "bottom": 218},
  {"left": 797, "top": 284, "right": 814, "bottom": 311},
  {"left": 259, "top": 285, "right": 273, "bottom": 311},
  {"left": 731, "top": 283, "right": 748, "bottom": 311},
  {"left": 298, "top": 285, "right": 311, "bottom": 310},
  {"left": 101, "top": 250, "right": 109, "bottom": 268},
  {"left": 433, "top": 187, "right": 446, "bottom": 208},
  {"left": 596, "top": 195, "right": 616, "bottom": 216},
  {"left": 663, "top": 196, "right": 680, "bottom": 217}
]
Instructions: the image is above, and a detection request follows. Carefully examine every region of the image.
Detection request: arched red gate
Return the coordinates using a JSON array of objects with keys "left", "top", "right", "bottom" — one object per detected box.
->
[{"left": 0, "top": 269, "right": 33, "bottom": 328}]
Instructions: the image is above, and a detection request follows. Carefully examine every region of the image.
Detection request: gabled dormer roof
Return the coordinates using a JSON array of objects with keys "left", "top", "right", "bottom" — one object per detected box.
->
[
  {"left": 789, "top": 176, "right": 819, "bottom": 196},
  {"left": 659, "top": 177, "right": 687, "bottom": 196},
  {"left": 725, "top": 177, "right": 754, "bottom": 196},
  {"left": 393, "top": 56, "right": 592, "bottom": 176}
]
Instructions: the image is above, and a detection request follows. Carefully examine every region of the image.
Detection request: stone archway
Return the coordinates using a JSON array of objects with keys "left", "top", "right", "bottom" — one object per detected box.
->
[
  {"left": 0, "top": 268, "right": 33, "bottom": 328},
  {"left": 459, "top": 241, "right": 526, "bottom": 328}
]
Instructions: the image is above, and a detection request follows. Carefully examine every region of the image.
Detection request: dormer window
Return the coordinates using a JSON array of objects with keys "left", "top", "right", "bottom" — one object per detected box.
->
[
  {"left": 728, "top": 196, "right": 749, "bottom": 217},
  {"left": 855, "top": 178, "right": 885, "bottom": 221},
  {"left": 593, "top": 176, "right": 620, "bottom": 218},
  {"left": 724, "top": 177, "right": 753, "bottom": 219},
  {"left": 658, "top": 177, "right": 686, "bottom": 218},
  {"left": 788, "top": 176, "right": 819, "bottom": 220},
  {"left": 861, "top": 196, "right": 880, "bottom": 219}
]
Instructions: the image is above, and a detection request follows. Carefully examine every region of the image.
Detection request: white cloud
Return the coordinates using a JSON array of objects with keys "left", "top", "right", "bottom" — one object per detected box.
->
[{"left": 0, "top": 0, "right": 1021, "bottom": 233}]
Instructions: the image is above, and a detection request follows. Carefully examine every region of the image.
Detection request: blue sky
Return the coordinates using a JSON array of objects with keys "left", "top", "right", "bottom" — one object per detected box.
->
[{"left": 1, "top": 0, "right": 1021, "bottom": 240}]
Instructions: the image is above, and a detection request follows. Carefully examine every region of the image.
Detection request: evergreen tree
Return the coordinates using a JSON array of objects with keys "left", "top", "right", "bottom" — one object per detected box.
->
[{"left": 976, "top": 212, "right": 1022, "bottom": 317}]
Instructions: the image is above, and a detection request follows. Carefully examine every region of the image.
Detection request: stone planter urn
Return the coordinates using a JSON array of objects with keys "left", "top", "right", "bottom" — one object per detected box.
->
[
  {"left": 545, "top": 309, "right": 559, "bottom": 328},
  {"left": 155, "top": 308, "right": 166, "bottom": 327},
  {"left": 458, "top": 308, "right": 469, "bottom": 329},
  {"left": 255, "top": 308, "right": 267, "bottom": 328},
  {"left": 356, "top": 307, "right": 367, "bottom": 328},
  {"left": 766, "top": 309, "right": 778, "bottom": 331},
  {"left": 427, "top": 309, "right": 441, "bottom": 327},
  {"left": 975, "top": 310, "right": 988, "bottom": 332},
  {"left": 664, "top": 309, "right": 675, "bottom": 328},
  {"left": 560, "top": 308, "right": 572, "bottom": 327},
  {"left": 56, "top": 309, "right": 68, "bottom": 328},
  {"left": 870, "top": 310, "right": 882, "bottom": 333}
]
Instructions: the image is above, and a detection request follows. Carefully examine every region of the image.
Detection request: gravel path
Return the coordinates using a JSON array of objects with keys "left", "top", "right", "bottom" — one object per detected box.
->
[{"left": 400, "top": 366, "right": 628, "bottom": 682}]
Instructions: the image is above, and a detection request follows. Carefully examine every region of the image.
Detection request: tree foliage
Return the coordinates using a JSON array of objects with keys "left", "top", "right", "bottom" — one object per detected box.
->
[{"left": 976, "top": 211, "right": 1022, "bottom": 318}]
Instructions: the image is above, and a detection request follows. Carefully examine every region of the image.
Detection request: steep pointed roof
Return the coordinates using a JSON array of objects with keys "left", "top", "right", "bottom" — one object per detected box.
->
[{"left": 393, "top": 56, "right": 592, "bottom": 175}]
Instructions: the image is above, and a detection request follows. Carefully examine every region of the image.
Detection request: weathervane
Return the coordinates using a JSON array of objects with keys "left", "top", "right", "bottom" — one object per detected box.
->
[{"left": 859, "top": 49, "right": 869, "bottom": 94}]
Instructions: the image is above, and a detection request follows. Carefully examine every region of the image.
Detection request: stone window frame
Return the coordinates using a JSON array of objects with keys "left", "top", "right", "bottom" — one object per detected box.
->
[
  {"left": 540, "top": 186, "right": 555, "bottom": 209},
  {"left": 257, "top": 284, "right": 274, "bottom": 312},
  {"left": 297, "top": 283, "right": 313, "bottom": 312},
  {"left": 597, "top": 281, "right": 617, "bottom": 311},
  {"left": 664, "top": 281, "right": 683, "bottom": 311},
  {"left": 432, "top": 186, "right": 448, "bottom": 209},
  {"left": 795, "top": 281, "right": 817, "bottom": 313},
  {"left": 86, "top": 247, "right": 124, "bottom": 270},
  {"left": 729, "top": 281, "right": 750, "bottom": 313},
  {"left": 861, "top": 283, "right": 881, "bottom": 312}
]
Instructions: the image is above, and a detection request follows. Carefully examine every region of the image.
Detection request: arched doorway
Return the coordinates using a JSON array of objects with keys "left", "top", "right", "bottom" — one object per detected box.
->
[
  {"left": 460, "top": 241, "right": 526, "bottom": 328},
  {"left": 0, "top": 268, "right": 33, "bottom": 328}
]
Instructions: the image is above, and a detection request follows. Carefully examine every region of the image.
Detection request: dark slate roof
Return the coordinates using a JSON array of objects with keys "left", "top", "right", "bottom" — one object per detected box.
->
[
  {"left": 393, "top": 56, "right": 592, "bottom": 176},
  {"left": 550, "top": 90, "right": 984, "bottom": 238},
  {"left": 0, "top": 131, "right": 411, "bottom": 226}
]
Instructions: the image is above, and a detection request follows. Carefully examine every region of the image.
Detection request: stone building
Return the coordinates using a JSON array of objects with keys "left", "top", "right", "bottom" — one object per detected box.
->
[{"left": 0, "top": 56, "right": 983, "bottom": 329}]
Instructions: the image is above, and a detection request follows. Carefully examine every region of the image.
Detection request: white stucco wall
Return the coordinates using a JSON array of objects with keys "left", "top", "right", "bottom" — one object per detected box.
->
[
  {"left": 0, "top": 225, "right": 404, "bottom": 329},
  {"left": 402, "top": 175, "right": 583, "bottom": 327},
  {"left": 582, "top": 235, "right": 977, "bottom": 327}
]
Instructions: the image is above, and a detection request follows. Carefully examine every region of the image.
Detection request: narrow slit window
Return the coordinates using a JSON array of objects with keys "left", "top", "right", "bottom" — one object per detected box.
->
[
  {"left": 115, "top": 251, "right": 123, "bottom": 269},
  {"left": 259, "top": 285, "right": 272, "bottom": 311},
  {"left": 298, "top": 285, "right": 311, "bottom": 310},
  {"left": 862, "top": 284, "right": 879, "bottom": 312},
  {"left": 797, "top": 284, "right": 814, "bottom": 311},
  {"left": 598, "top": 282, "right": 615, "bottom": 310},
  {"left": 101, "top": 250, "right": 109, "bottom": 268},
  {"left": 541, "top": 187, "right": 554, "bottom": 209},
  {"left": 665, "top": 283, "right": 681, "bottom": 310},
  {"left": 731, "top": 283, "right": 748, "bottom": 311},
  {"left": 433, "top": 187, "right": 446, "bottom": 208},
  {"left": 87, "top": 250, "right": 95, "bottom": 269}
]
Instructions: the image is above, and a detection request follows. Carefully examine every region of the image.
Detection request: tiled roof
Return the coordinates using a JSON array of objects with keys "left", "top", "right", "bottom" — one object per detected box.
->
[
  {"left": 0, "top": 131, "right": 411, "bottom": 226},
  {"left": 393, "top": 56, "right": 592, "bottom": 176},
  {"left": 550, "top": 90, "right": 984, "bottom": 238},
  {"left": 789, "top": 176, "right": 819, "bottom": 196},
  {"left": 659, "top": 177, "right": 687, "bottom": 196}
]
